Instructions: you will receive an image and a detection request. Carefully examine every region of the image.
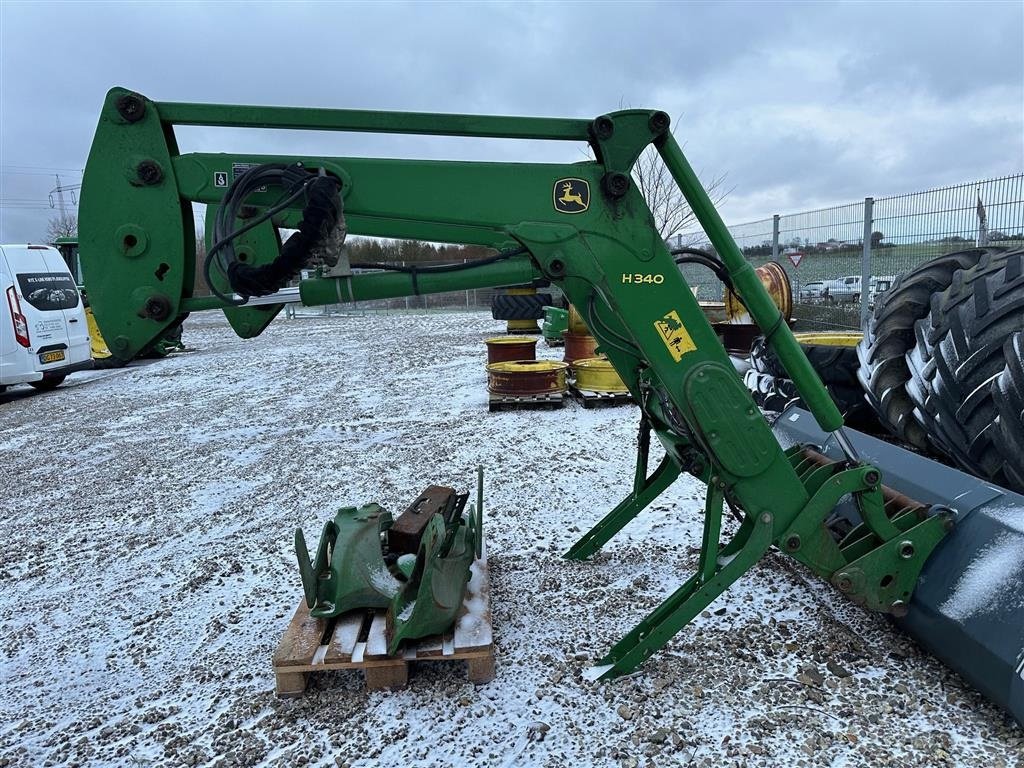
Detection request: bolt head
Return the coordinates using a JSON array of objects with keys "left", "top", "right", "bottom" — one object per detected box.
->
[
  {"left": 115, "top": 92, "right": 146, "bottom": 123},
  {"left": 143, "top": 295, "right": 171, "bottom": 321},
  {"left": 648, "top": 111, "right": 670, "bottom": 134},
  {"left": 592, "top": 115, "right": 614, "bottom": 140},
  {"left": 136, "top": 161, "right": 163, "bottom": 186}
]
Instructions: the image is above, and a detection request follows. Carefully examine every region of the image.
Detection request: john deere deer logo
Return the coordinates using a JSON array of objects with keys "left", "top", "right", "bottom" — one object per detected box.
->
[{"left": 553, "top": 178, "right": 589, "bottom": 214}]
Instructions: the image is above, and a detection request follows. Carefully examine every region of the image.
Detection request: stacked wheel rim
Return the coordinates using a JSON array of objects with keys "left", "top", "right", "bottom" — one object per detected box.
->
[
  {"left": 484, "top": 336, "right": 538, "bottom": 365},
  {"left": 563, "top": 332, "right": 598, "bottom": 363},
  {"left": 573, "top": 357, "right": 628, "bottom": 393},
  {"left": 567, "top": 304, "right": 589, "bottom": 335},
  {"left": 486, "top": 360, "right": 568, "bottom": 395},
  {"left": 725, "top": 261, "right": 793, "bottom": 324}
]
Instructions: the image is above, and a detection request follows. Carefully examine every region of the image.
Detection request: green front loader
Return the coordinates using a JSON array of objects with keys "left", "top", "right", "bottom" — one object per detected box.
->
[{"left": 77, "top": 88, "right": 1022, "bottom": 724}]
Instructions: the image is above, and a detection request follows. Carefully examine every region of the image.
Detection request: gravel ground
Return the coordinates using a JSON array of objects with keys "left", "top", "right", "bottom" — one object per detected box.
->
[{"left": 0, "top": 310, "right": 1020, "bottom": 768}]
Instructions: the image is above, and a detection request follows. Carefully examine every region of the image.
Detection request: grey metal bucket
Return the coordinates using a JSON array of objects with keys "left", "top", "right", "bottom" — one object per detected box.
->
[{"left": 772, "top": 407, "right": 1024, "bottom": 727}]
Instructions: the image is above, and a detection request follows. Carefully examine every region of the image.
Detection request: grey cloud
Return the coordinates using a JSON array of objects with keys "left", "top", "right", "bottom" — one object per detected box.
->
[{"left": 1, "top": 0, "right": 1021, "bottom": 242}]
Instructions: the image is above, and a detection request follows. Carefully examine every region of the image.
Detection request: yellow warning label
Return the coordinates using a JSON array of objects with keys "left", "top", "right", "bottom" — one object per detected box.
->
[{"left": 654, "top": 310, "right": 697, "bottom": 362}]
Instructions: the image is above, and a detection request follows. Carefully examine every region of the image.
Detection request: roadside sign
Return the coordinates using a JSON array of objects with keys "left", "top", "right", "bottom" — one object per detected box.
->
[{"left": 788, "top": 252, "right": 804, "bottom": 268}]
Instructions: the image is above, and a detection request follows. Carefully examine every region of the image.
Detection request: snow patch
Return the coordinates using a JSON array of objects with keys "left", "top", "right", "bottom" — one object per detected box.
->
[
  {"left": 369, "top": 565, "right": 400, "bottom": 597},
  {"left": 940, "top": 533, "right": 1024, "bottom": 620},
  {"left": 397, "top": 600, "right": 416, "bottom": 621},
  {"left": 582, "top": 664, "right": 613, "bottom": 681}
]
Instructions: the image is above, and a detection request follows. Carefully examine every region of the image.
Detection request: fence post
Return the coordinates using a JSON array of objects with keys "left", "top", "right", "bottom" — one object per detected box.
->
[
  {"left": 771, "top": 215, "right": 780, "bottom": 262},
  {"left": 860, "top": 197, "right": 874, "bottom": 327}
]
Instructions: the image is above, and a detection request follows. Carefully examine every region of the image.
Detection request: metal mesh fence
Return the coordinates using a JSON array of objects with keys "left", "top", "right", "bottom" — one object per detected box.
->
[
  {"left": 681, "top": 173, "right": 1024, "bottom": 331},
  {"left": 675, "top": 218, "right": 774, "bottom": 302},
  {"left": 870, "top": 175, "right": 1024, "bottom": 285},
  {"left": 776, "top": 203, "right": 867, "bottom": 331}
]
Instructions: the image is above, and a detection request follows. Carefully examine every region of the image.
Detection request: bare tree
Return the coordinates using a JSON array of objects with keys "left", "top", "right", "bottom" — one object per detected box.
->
[
  {"left": 632, "top": 143, "right": 731, "bottom": 242},
  {"left": 44, "top": 214, "right": 77, "bottom": 242}
]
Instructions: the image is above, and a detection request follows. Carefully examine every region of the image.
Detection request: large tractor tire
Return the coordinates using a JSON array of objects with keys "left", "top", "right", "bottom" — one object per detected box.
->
[
  {"left": 748, "top": 332, "right": 876, "bottom": 429},
  {"left": 993, "top": 333, "right": 1024, "bottom": 491},
  {"left": 856, "top": 248, "right": 997, "bottom": 451},
  {"left": 750, "top": 332, "right": 860, "bottom": 388},
  {"left": 490, "top": 293, "right": 552, "bottom": 321},
  {"left": 749, "top": 336, "right": 786, "bottom": 378},
  {"left": 906, "top": 248, "right": 1024, "bottom": 490}
]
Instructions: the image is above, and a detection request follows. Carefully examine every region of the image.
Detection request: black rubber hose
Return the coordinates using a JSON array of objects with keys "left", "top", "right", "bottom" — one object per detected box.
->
[{"left": 227, "top": 175, "right": 342, "bottom": 298}]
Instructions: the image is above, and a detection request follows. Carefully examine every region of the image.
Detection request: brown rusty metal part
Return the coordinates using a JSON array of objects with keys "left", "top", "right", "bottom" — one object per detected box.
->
[
  {"left": 484, "top": 336, "right": 538, "bottom": 365},
  {"left": 486, "top": 360, "right": 568, "bottom": 395},
  {"left": 724, "top": 261, "right": 793, "bottom": 324},
  {"left": 700, "top": 301, "right": 727, "bottom": 323},
  {"left": 567, "top": 304, "right": 589, "bottom": 335},
  {"left": 388, "top": 485, "right": 459, "bottom": 555},
  {"left": 798, "top": 447, "right": 928, "bottom": 518},
  {"left": 562, "top": 331, "right": 598, "bottom": 363}
]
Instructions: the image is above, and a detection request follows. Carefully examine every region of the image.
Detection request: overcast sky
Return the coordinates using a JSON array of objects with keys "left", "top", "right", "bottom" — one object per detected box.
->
[{"left": 1, "top": 0, "right": 1022, "bottom": 243}]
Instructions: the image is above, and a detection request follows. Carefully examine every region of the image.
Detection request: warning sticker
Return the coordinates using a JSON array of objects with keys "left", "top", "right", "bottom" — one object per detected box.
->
[
  {"left": 231, "top": 163, "right": 266, "bottom": 191},
  {"left": 654, "top": 310, "right": 697, "bottom": 362},
  {"left": 213, "top": 171, "right": 228, "bottom": 188}
]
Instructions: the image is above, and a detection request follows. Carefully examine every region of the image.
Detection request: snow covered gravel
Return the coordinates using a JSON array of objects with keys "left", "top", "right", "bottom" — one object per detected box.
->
[{"left": 0, "top": 310, "right": 1021, "bottom": 768}]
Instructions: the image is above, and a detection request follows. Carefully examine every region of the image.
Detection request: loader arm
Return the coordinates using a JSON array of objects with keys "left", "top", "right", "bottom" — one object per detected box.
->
[{"left": 79, "top": 88, "right": 955, "bottom": 681}]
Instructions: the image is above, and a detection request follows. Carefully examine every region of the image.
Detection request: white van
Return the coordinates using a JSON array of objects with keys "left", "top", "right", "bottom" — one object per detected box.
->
[{"left": 1, "top": 244, "right": 92, "bottom": 391}]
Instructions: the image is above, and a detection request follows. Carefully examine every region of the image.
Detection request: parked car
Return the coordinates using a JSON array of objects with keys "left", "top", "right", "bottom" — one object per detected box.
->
[
  {"left": 825, "top": 275, "right": 863, "bottom": 304},
  {"left": 1, "top": 244, "right": 92, "bottom": 391},
  {"left": 868, "top": 275, "right": 896, "bottom": 308},
  {"left": 799, "top": 281, "right": 826, "bottom": 301}
]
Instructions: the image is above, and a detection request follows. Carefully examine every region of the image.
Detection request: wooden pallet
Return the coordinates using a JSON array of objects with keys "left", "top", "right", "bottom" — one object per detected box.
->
[
  {"left": 488, "top": 391, "right": 564, "bottom": 412},
  {"left": 567, "top": 384, "right": 635, "bottom": 409},
  {"left": 273, "top": 557, "right": 494, "bottom": 696}
]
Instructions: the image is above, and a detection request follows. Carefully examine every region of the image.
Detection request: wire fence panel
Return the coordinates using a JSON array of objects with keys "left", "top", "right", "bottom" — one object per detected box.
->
[
  {"left": 775, "top": 202, "right": 867, "bottom": 331},
  {"left": 680, "top": 173, "right": 1024, "bottom": 332},
  {"left": 675, "top": 218, "right": 775, "bottom": 303},
  {"left": 870, "top": 175, "right": 1024, "bottom": 290}
]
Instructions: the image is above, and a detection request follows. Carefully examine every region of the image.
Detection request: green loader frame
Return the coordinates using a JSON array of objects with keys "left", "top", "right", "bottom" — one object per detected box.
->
[{"left": 79, "top": 88, "right": 950, "bottom": 679}]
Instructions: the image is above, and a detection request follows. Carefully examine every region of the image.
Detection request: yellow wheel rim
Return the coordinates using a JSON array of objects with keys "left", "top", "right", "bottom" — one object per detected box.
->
[
  {"left": 572, "top": 357, "right": 629, "bottom": 393},
  {"left": 484, "top": 336, "right": 539, "bottom": 346},
  {"left": 793, "top": 331, "right": 863, "bottom": 348}
]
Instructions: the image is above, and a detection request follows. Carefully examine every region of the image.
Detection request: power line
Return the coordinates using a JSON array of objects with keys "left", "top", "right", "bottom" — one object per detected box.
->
[
  {"left": 0, "top": 165, "right": 83, "bottom": 177},
  {"left": 1, "top": 164, "right": 84, "bottom": 174}
]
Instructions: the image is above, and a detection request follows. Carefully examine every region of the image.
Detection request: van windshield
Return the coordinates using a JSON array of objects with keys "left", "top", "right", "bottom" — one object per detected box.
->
[{"left": 17, "top": 272, "right": 80, "bottom": 311}]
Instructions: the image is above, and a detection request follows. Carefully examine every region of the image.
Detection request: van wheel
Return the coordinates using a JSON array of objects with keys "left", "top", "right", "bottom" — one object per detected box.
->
[{"left": 30, "top": 375, "right": 66, "bottom": 391}]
